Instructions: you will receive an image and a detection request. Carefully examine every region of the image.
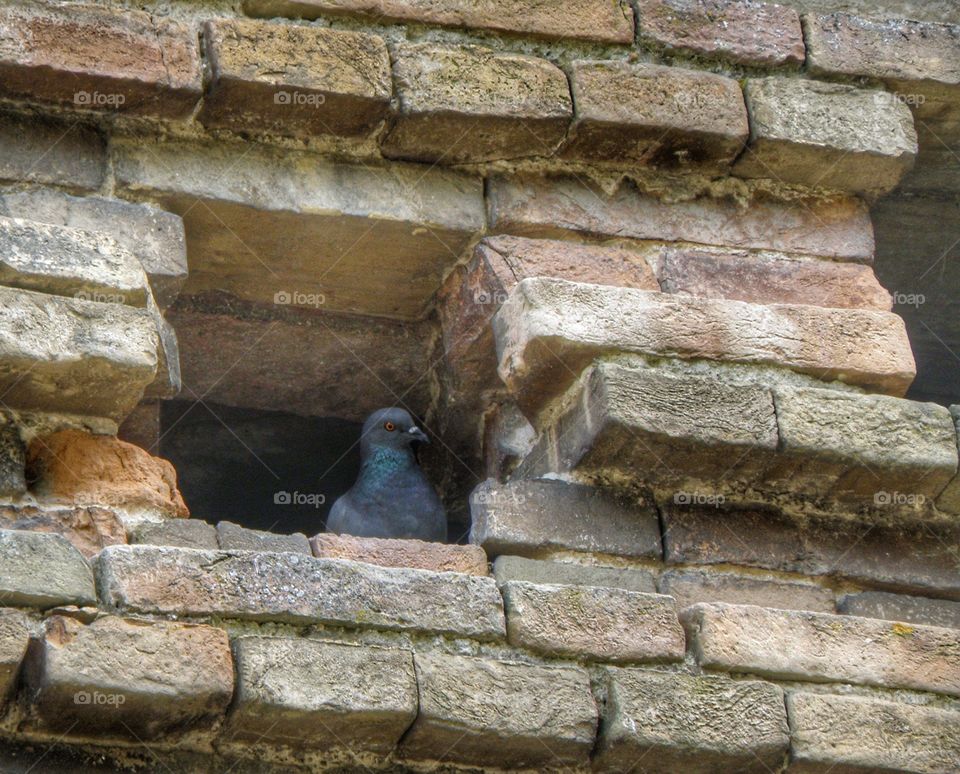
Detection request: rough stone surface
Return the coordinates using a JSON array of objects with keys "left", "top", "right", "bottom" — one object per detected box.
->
[
  {"left": 0, "top": 529, "right": 95, "bottom": 608},
  {"left": 563, "top": 61, "right": 748, "bottom": 169},
  {"left": 936, "top": 405, "right": 960, "bottom": 514},
  {"left": 382, "top": 43, "right": 572, "bottom": 163},
  {"left": 0, "top": 286, "right": 158, "bottom": 422},
  {"left": 636, "top": 0, "right": 805, "bottom": 67},
  {"left": 400, "top": 652, "right": 597, "bottom": 768},
  {"left": 768, "top": 386, "right": 958, "bottom": 503},
  {"left": 788, "top": 691, "right": 960, "bottom": 774},
  {"left": 685, "top": 602, "right": 960, "bottom": 696},
  {"left": 217, "top": 521, "right": 311, "bottom": 554},
  {"left": 97, "top": 545, "right": 506, "bottom": 640},
  {"left": 24, "top": 616, "right": 233, "bottom": 740},
  {"left": 494, "top": 279, "right": 915, "bottom": 414},
  {"left": 658, "top": 569, "right": 835, "bottom": 613},
  {"left": 0, "top": 417, "right": 25, "bottom": 497},
  {"left": 130, "top": 519, "right": 218, "bottom": 550},
  {"left": 838, "top": 591, "right": 960, "bottom": 631},
  {"left": 487, "top": 174, "right": 876, "bottom": 262},
  {"left": 143, "top": 306, "right": 181, "bottom": 400},
  {"left": 310, "top": 533, "right": 489, "bottom": 576},
  {"left": 225, "top": 637, "right": 417, "bottom": 751},
  {"left": 201, "top": 19, "right": 391, "bottom": 138},
  {"left": 0, "top": 609, "right": 31, "bottom": 706},
  {"left": 503, "top": 581, "right": 685, "bottom": 664},
  {"left": 0, "top": 113, "right": 105, "bottom": 192},
  {"left": 469, "top": 478, "right": 663, "bottom": 559},
  {"left": 0, "top": 188, "right": 188, "bottom": 310},
  {"left": 0, "top": 3, "right": 201, "bottom": 118},
  {"left": 595, "top": 669, "right": 789, "bottom": 774},
  {"left": 734, "top": 77, "right": 918, "bottom": 194},
  {"left": 493, "top": 556, "right": 656, "bottom": 593},
  {"left": 113, "top": 138, "right": 484, "bottom": 320},
  {"left": 27, "top": 430, "right": 189, "bottom": 518},
  {"left": 242, "top": 0, "right": 636, "bottom": 44},
  {"left": 0, "top": 505, "right": 126, "bottom": 559}
]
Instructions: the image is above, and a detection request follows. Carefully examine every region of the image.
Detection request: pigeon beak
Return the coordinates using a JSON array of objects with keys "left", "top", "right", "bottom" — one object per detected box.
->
[{"left": 408, "top": 426, "right": 430, "bottom": 444}]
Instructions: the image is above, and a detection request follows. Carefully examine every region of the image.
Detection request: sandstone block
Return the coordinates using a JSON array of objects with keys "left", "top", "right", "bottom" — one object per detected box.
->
[
  {"left": 225, "top": 636, "right": 417, "bottom": 751},
  {"left": 0, "top": 3, "right": 201, "bottom": 118},
  {"left": 0, "top": 113, "right": 105, "bottom": 192},
  {"left": 658, "top": 569, "right": 835, "bottom": 613},
  {"left": 838, "top": 591, "right": 960, "bottom": 631},
  {"left": 0, "top": 286, "right": 157, "bottom": 421},
  {"left": 469, "top": 478, "right": 663, "bottom": 559},
  {"left": 24, "top": 616, "right": 233, "bottom": 740},
  {"left": 0, "top": 505, "right": 126, "bottom": 559},
  {"left": 788, "top": 692, "right": 960, "bottom": 774},
  {"left": 563, "top": 61, "right": 748, "bottom": 169},
  {"left": 28, "top": 430, "right": 189, "bottom": 518},
  {"left": 310, "top": 533, "right": 489, "bottom": 575},
  {"left": 936, "top": 405, "right": 960, "bottom": 514},
  {"left": 0, "top": 609, "right": 32, "bottom": 706},
  {"left": 487, "top": 174, "right": 875, "bottom": 261},
  {"left": 734, "top": 77, "right": 918, "bottom": 194},
  {"left": 493, "top": 556, "right": 656, "bottom": 593},
  {"left": 0, "top": 417, "right": 25, "bottom": 497},
  {"left": 685, "top": 602, "right": 960, "bottom": 696},
  {"left": 400, "top": 652, "right": 597, "bottom": 768},
  {"left": 595, "top": 669, "right": 789, "bottom": 773},
  {"left": 217, "top": 521, "right": 310, "bottom": 554},
  {"left": 113, "top": 138, "right": 484, "bottom": 320},
  {"left": 97, "top": 545, "right": 506, "bottom": 640},
  {"left": 0, "top": 529, "right": 95, "bottom": 608},
  {"left": 130, "top": 519, "right": 218, "bottom": 550},
  {"left": 242, "top": 0, "right": 635, "bottom": 44},
  {"left": 636, "top": 0, "right": 805, "bottom": 67},
  {"left": 503, "top": 581, "right": 685, "bottom": 664},
  {"left": 201, "top": 19, "right": 391, "bottom": 138},
  {"left": 382, "top": 43, "right": 571, "bottom": 163}
]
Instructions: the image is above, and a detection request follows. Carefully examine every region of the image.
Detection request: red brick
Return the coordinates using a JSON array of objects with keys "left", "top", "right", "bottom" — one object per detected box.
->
[
  {"left": 0, "top": 3, "right": 201, "bottom": 118},
  {"left": 310, "top": 533, "right": 489, "bottom": 576}
]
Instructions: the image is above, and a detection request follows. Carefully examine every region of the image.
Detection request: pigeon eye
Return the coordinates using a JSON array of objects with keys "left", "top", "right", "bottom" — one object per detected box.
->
[{"left": 383, "top": 421, "right": 396, "bottom": 431}]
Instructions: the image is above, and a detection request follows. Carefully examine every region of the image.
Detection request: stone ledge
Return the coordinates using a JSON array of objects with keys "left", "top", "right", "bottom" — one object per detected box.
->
[
  {"left": 658, "top": 569, "right": 836, "bottom": 614},
  {"left": 493, "top": 556, "right": 656, "bottom": 593},
  {"left": 310, "top": 533, "right": 489, "bottom": 576},
  {"left": 838, "top": 591, "right": 960, "bottom": 631}
]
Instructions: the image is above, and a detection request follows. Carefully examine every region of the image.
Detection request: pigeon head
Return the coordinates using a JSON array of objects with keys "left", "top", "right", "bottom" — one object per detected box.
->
[{"left": 360, "top": 408, "right": 429, "bottom": 454}]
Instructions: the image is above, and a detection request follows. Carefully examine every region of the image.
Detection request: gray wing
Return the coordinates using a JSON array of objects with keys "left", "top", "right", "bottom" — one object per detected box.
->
[{"left": 326, "top": 493, "right": 357, "bottom": 535}]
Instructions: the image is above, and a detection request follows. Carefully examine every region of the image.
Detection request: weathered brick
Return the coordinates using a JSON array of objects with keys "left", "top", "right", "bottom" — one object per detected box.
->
[
  {"left": 0, "top": 188, "right": 188, "bottom": 310},
  {"left": 0, "top": 3, "right": 201, "bottom": 118},
  {"left": 224, "top": 637, "right": 417, "bottom": 751},
  {"left": 0, "top": 529, "right": 95, "bottom": 608},
  {"left": 143, "top": 304, "right": 180, "bottom": 400},
  {"left": 201, "top": 19, "right": 391, "bottom": 138},
  {"left": 0, "top": 113, "right": 105, "bottom": 193},
  {"left": 487, "top": 174, "right": 875, "bottom": 261},
  {"left": 494, "top": 278, "right": 914, "bottom": 416},
  {"left": 788, "top": 692, "right": 960, "bottom": 774},
  {"left": 382, "top": 43, "right": 570, "bottom": 164},
  {"left": 494, "top": 556, "right": 657, "bottom": 593},
  {"left": 0, "top": 504, "right": 126, "bottom": 559},
  {"left": 503, "top": 581, "right": 685, "bottom": 663},
  {"left": 130, "top": 519, "right": 218, "bottom": 550},
  {"left": 113, "top": 138, "right": 484, "bottom": 320},
  {"left": 0, "top": 609, "right": 31, "bottom": 706},
  {"left": 469, "top": 478, "right": 663, "bottom": 560},
  {"left": 216, "top": 521, "right": 310, "bottom": 554},
  {"left": 937, "top": 405, "right": 960, "bottom": 514},
  {"left": 242, "top": 0, "right": 635, "bottom": 44},
  {"left": 685, "top": 602, "right": 960, "bottom": 696},
  {"left": 658, "top": 569, "right": 835, "bottom": 613},
  {"left": 0, "top": 417, "right": 25, "bottom": 498},
  {"left": 662, "top": 502, "right": 960, "bottom": 599},
  {"left": 310, "top": 533, "right": 489, "bottom": 575},
  {"left": 97, "top": 545, "right": 506, "bottom": 640},
  {"left": 734, "top": 78, "right": 918, "bottom": 194},
  {"left": 24, "top": 616, "right": 233, "bottom": 740},
  {"left": 636, "top": 0, "right": 805, "bottom": 67},
  {"left": 838, "top": 591, "right": 960, "bottom": 631},
  {"left": 768, "top": 386, "right": 958, "bottom": 504},
  {"left": 595, "top": 669, "right": 788, "bottom": 773},
  {"left": 563, "top": 61, "right": 748, "bottom": 169},
  {"left": 400, "top": 652, "right": 597, "bottom": 768}
]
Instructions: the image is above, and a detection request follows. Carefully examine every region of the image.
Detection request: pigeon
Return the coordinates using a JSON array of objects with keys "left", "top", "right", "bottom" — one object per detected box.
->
[{"left": 326, "top": 408, "right": 447, "bottom": 542}]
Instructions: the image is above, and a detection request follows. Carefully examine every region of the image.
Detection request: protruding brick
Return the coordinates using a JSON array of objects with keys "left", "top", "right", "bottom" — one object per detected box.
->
[
  {"left": 225, "top": 637, "right": 417, "bottom": 751},
  {"left": 0, "top": 3, "right": 201, "bottom": 118},
  {"left": 0, "top": 504, "right": 125, "bottom": 559},
  {"left": 659, "top": 569, "right": 835, "bottom": 613},
  {"left": 494, "top": 556, "right": 657, "bottom": 593},
  {"left": 838, "top": 591, "right": 960, "bottom": 631},
  {"left": 97, "top": 545, "right": 506, "bottom": 640},
  {"left": 400, "top": 652, "right": 597, "bottom": 768},
  {"left": 0, "top": 609, "right": 32, "bottom": 706},
  {"left": 242, "top": 0, "right": 636, "bottom": 44},
  {"left": 685, "top": 602, "right": 960, "bottom": 696},
  {"left": 595, "top": 669, "right": 789, "bottom": 773},
  {"left": 503, "top": 581, "right": 685, "bottom": 663},
  {"left": 0, "top": 529, "right": 95, "bottom": 608},
  {"left": 0, "top": 113, "right": 105, "bottom": 192},
  {"left": 201, "top": 19, "right": 391, "bottom": 138},
  {"left": 563, "top": 61, "right": 748, "bottom": 169},
  {"left": 788, "top": 692, "right": 960, "bottom": 774},
  {"left": 382, "top": 43, "right": 571, "bottom": 163},
  {"left": 24, "top": 616, "right": 233, "bottom": 740},
  {"left": 734, "top": 78, "right": 918, "bottom": 194},
  {"left": 469, "top": 478, "right": 663, "bottom": 560},
  {"left": 130, "top": 519, "right": 218, "bottom": 550},
  {"left": 310, "top": 533, "right": 489, "bottom": 576},
  {"left": 217, "top": 521, "right": 310, "bottom": 554},
  {"left": 636, "top": 0, "right": 805, "bottom": 67}
]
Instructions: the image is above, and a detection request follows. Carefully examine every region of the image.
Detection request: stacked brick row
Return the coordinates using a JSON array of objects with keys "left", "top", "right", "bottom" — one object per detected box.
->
[{"left": 0, "top": 527, "right": 957, "bottom": 772}]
